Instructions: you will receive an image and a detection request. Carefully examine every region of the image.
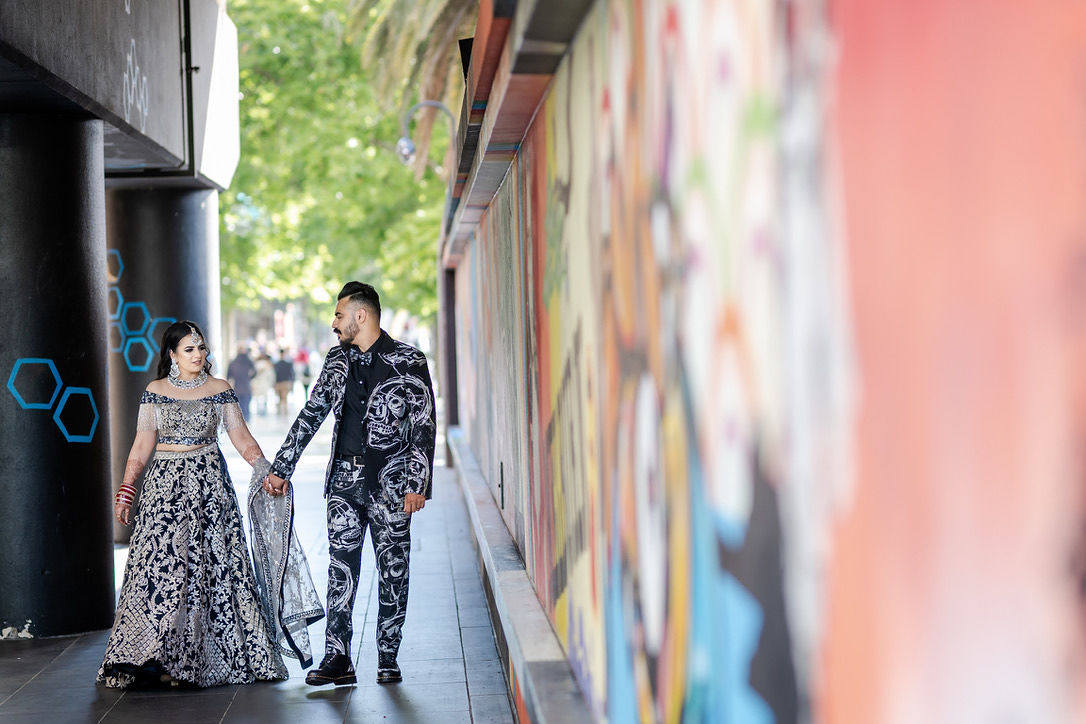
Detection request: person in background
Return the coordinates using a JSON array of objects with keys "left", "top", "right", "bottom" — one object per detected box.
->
[
  {"left": 294, "top": 347, "right": 312, "bottom": 397},
  {"left": 252, "top": 352, "right": 274, "bottom": 415},
  {"left": 273, "top": 348, "right": 295, "bottom": 415},
  {"left": 300, "top": 357, "right": 314, "bottom": 398},
  {"left": 226, "top": 344, "right": 256, "bottom": 419}
]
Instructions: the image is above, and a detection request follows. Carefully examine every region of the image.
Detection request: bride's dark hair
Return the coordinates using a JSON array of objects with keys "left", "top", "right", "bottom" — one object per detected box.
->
[{"left": 156, "top": 320, "right": 213, "bottom": 380}]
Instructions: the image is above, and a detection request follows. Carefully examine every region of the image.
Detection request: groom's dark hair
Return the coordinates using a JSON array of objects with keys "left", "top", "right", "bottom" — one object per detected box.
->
[{"left": 338, "top": 281, "right": 381, "bottom": 318}]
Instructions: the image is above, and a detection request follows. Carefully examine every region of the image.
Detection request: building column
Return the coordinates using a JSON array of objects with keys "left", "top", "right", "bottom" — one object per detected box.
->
[
  {"left": 105, "top": 187, "right": 221, "bottom": 542},
  {"left": 0, "top": 114, "right": 114, "bottom": 636}
]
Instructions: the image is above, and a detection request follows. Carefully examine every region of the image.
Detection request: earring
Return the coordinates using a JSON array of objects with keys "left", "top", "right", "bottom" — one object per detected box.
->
[{"left": 170, "top": 358, "right": 180, "bottom": 378}]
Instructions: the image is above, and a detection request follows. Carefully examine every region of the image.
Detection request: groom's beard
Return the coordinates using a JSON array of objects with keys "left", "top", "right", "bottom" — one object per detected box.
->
[{"left": 337, "top": 320, "right": 359, "bottom": 344}]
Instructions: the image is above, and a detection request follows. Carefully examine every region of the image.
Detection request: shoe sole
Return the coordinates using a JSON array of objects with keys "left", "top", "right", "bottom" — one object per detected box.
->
[
  {"left": 306, "top": 673, "right": 357, "bottom": 686},
  {"left": 376, "top": 674, "right": 402, "bottom": 684}
]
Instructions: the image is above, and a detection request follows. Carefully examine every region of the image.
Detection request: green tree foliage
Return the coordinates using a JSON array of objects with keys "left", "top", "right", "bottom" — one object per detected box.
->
[{"left": 222, "top": 0, "right": 457, "bottom": 322}]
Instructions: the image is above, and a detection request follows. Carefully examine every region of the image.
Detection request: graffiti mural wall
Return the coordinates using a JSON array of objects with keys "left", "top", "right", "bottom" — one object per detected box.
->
[
  {"left": 453, "top": 0, "right": 1086, "bottom": 721},
  {"left": 457, "top": 0, "right": 829, "bottom": 718}
]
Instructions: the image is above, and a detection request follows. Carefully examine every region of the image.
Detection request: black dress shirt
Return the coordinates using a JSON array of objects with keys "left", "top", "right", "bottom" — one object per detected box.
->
[{"left": 335, "top": 337, "right": 383, "bottom": 457}]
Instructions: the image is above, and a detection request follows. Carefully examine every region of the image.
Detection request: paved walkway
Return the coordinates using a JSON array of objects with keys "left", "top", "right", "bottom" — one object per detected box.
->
[{"left": 0, "top": 407, "right": 513, "bottom": 723}]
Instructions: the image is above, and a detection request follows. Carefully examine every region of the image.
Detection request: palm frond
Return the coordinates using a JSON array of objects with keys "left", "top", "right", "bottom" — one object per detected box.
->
[{"left": 348, "top": 0, "right": 478, "bottom": 176}]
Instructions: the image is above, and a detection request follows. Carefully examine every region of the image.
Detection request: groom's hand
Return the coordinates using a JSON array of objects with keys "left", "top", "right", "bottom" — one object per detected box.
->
[
  {"left": 404, "top": 493, "right": 425, "bottom": 514},
  {"left": 264, "top": 473, "right": 288, "bottom": 497}
]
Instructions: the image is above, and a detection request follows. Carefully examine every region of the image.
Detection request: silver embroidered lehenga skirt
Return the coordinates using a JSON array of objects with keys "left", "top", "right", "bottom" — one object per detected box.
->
[{"left": 98, "top": 445, "right": 317, "bottom": 688}]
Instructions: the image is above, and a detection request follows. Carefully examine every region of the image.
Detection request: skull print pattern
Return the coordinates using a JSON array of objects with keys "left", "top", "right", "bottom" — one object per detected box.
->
[
  {"left": 268, "top": 331, "right": 435, "bottom": 662},
  {"left": 323, "top": 459, "right": 412, "bottom": 659},
  {"left": 365, "top": 374, "right": 434, "bottom": 451},
  {"left": 269, "top": 331, "right": 436, "bottom": 501}
]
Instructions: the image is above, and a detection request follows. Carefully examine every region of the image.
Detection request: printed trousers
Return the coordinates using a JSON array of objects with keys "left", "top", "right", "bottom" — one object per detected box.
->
[{"left": 325, "top": 458, "right": 412, "bottom": 660}]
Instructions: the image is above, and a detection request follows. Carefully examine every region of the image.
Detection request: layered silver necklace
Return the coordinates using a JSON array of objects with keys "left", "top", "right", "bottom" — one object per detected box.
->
[{"left": 168, "top": 326, "right": 209, "bottom": 390}]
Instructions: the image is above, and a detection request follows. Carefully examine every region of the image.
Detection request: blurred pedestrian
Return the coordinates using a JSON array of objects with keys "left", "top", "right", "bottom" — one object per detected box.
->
[
  {"left": 300, "top": 360, "right": 314, "bottom": 398},
  {"left": 274, "top": 348, "right": 295, "bottom": 414},
  {"left": 226, "top": 344, "right": 256, "bottom": 419},
  {"left": 252, "top": 352, "right": 274, "bottom": 415}
]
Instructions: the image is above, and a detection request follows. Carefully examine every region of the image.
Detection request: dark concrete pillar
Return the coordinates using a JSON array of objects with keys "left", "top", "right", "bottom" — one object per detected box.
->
[
  {"left": 105, "top": 188, "right": 221, "bottom": 542},
  {"left": 0, "top": 114, "right": 114, "bottom": 636}
]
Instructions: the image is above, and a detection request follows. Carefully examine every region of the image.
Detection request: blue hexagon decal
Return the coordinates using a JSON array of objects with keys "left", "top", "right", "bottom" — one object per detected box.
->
[
  {"left": 108, "top": 322, "right": 125, "bottom": 353},
  {"left": 106, "top": 249, "right": 124, "bottom": 284},
  {"left": 107, "top": 286, "right": 124, "bottom": 321},
  {"left": 147, "top": 317, "right": 177, "bottom": 348},
  {"left": 52, "top": 387, "right": 98, "bottom": 443},
  {"left": 120, "top": 301, "right": 150, "bottom": 336},
  {"left": 123, "top": 336, "right": 155, "bottom": 372},
  {"left": 7, "top": 358, "right": 63, "bottom": 410}
]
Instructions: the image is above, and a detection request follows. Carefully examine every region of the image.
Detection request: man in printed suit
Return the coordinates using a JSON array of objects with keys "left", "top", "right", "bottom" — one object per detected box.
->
[{"left": 263, "top": 281, "right": 436, "bottom": 686}]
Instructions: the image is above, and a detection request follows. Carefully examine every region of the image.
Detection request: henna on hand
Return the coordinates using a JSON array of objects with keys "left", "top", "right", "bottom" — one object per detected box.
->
[
  {"left": 122, "top": 456, "right": 146, "bottom": 486},
  {"left": 241, "top": 443, "right": 265, "bottom": 465}
]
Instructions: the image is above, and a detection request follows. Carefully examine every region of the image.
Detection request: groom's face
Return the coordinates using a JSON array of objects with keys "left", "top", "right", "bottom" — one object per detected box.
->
[{"left": 332, "top": 298, "right": 364, "bottom": 343}]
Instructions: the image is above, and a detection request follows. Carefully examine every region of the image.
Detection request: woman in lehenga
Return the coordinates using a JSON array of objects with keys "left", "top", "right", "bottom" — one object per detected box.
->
[{"left": 98, "top": 321, "right": 323, "bottom": 689}]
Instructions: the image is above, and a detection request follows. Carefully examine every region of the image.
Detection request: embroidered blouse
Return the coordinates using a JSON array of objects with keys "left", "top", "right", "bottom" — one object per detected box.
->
[{"left": 137, "top": 389, "right": 247, "bottom": 445}]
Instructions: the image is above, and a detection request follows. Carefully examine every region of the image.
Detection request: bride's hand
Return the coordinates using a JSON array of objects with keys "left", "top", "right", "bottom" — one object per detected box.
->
[
  {"left": 263, "top": 473, "right": 288, "bottom": 497},
  {"left": 114, "top": 500, "right": 131, "bottom": 526}
]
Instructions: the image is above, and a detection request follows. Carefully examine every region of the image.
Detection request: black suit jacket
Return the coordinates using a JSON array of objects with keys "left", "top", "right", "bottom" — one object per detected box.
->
[{"left": 270, "top": 331, "right": 436, "bottom": 500}]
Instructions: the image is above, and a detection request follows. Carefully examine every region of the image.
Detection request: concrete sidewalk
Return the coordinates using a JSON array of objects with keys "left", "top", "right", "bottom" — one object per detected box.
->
[{"left": 0, "top": 410, "right": 513, "bottom": 723}]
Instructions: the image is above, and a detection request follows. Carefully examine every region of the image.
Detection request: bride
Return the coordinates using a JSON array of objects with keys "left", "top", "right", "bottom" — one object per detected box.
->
[{"left": 98, "top": 321, "right": 323, "bottom": 688}]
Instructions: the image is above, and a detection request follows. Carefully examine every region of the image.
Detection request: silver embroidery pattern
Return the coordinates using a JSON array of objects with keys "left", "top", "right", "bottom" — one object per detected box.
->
[
  {"left": 100, "top": 390, "right": 324, "bottom": 685},
  {"left": 98, "top": 446, "right": 287, "bottom": 687}
]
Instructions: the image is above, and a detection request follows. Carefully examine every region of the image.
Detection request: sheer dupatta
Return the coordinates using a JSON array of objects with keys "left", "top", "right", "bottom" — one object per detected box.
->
[{"left": 246, "top": 459, "right": 325, "bottom": 667}]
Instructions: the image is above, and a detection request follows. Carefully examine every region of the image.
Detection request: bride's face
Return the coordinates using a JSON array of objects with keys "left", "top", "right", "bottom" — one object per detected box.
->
[{"left": 171, "top": 335, "right": 208, "bottom": 376}]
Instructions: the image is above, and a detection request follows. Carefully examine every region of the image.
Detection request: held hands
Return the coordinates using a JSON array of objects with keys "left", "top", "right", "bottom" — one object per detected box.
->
[
  {"left": 263, "top": 472, "right": 288, "bottom": 497},
  {"left": 261, "top": 471, "right": 422, "bottom": 512},
  {"left": 404, "top": 493, "right": 425, "bottom": 514}
]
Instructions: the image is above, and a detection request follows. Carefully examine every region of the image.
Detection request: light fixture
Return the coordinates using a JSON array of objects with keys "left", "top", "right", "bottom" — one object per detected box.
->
[{"left": 397, "top": 100, "right": 456, "bottom": 167}]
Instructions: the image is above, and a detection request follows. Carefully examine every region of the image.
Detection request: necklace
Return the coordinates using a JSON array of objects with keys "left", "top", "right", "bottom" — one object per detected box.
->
[{"left": 168, "top": 370, "right": 208, "bottom": 390}]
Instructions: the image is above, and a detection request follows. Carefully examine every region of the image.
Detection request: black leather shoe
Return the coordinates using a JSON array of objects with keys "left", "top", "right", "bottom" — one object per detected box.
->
[
  {"left": 306, "top": 653, "right": 357, "bottom": 686},
  {"left": 376, "top": 654, "right": 401, "bottom": 684}
]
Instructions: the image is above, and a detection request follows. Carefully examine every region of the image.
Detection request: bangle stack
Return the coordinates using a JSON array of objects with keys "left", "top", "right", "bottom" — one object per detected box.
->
[{"left": 115, "top": 483, "right": 137, "bottom": 506}]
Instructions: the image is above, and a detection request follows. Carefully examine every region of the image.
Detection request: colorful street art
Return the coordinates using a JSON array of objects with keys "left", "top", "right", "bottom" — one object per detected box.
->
[
  {"left": 454, "top": 0, "right": 1086, "bottom": 721},
  {"left": 457, "top": 0, "right": 827, "bottom": 718}
]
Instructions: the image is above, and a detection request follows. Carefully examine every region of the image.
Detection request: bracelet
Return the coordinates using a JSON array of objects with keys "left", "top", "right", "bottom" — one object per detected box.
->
[{"left": 115, "top": 483, "right": 137, "bottom": 506}]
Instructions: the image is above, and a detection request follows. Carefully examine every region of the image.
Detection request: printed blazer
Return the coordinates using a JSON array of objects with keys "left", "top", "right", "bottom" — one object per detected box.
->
[{"left": 269, "top": 331, "right": 436, "bottom": 500}]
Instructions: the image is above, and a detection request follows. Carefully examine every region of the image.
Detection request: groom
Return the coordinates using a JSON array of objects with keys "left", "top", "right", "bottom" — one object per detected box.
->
[{"left": 264, "top": 281, "right": 436, "bottom": 686}]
